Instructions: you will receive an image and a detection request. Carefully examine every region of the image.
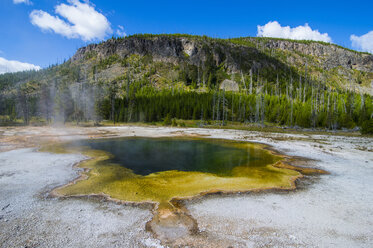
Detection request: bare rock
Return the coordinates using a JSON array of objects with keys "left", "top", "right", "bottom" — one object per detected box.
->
[{"left": 219, "top": 79, "right": 239, "bottom": 92}]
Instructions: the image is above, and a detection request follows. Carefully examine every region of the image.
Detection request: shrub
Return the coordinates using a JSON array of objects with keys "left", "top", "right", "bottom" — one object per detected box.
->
[
  {"left": 171, "top": 118, "right": 177, "bottom": 127},
  {"left": 163, "top": 114, "right": 172, "bottom": 126},
  {"left": 361, "top": 120, "right": 373, "bottom": 135}
]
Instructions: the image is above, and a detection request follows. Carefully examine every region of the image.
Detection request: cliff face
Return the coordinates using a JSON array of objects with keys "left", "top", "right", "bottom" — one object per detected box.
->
[
  {"left": 71, "top": 36, "right": 277, "bottom": 73},
  {"left": 68, "top": 35, "right": 372, "bottom": 94},
  {"left": 72, "top": 36, "right": 373, "bottom": 73},
  {"left": 72, "top": 36, "right": 186, "bottom": 63},
  {"left": 245, "top": 38, "right": 373, "bottom": 72}
]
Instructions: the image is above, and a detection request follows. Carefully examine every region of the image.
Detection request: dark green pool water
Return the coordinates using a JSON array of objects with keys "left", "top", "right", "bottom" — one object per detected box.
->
[{"left": 69, "top": 137, "right": 278, "bottom": 176}]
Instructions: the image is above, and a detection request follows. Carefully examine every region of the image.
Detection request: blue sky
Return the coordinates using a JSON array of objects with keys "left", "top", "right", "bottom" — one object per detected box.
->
[{"left": 0, "top": 0, "right": 372, "bottom": 73}]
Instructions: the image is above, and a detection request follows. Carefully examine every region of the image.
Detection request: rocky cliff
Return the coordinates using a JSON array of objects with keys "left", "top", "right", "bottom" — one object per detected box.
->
[
  {"left": 71, "top": 35, "right": 272, "bottom": 74},
  {"left": 72, "top": 35, "right": 372, "bottom": 73},
  {"left": 245, "top": 38, "right": 373, "bottom": 72},
  {"left": 69, "top": 35, "right": 373, "bottom": 94}
]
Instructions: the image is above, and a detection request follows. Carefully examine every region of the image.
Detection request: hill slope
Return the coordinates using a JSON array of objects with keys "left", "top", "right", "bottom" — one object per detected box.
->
[
  {"left": 70, "top": 34, "right": 373, "bottom": 93},
  {"left": 0, "top": 34, "right": 372, "bottom": 130}
]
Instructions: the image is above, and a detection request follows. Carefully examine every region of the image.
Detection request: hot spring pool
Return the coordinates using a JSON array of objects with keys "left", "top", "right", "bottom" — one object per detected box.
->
[
  {"left": 69, "top": 137, "right": 279, "bottom": 176},
  {"left": 49, "top": 137, "right": 302, "bottom": 207}
]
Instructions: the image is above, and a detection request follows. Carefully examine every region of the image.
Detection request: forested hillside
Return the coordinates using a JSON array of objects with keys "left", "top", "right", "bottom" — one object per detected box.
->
[{"left": 0, "top": 34, "right": 372, "bottom": 132}]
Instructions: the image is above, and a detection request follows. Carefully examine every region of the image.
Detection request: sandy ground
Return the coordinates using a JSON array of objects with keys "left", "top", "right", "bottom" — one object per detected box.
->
[{"left": 0, "top": 126, "right": 372, "bottom": 247}]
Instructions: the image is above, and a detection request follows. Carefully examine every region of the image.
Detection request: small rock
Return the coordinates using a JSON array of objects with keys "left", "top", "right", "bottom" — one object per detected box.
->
[
  {"left": 219, "top": 79, "right": 239, "bottom": 92},
  {"left": 1, "top": 204, "right": 10, "bottom": 211}
]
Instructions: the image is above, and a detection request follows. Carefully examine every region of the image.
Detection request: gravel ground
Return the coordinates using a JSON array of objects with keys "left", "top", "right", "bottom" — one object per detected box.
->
[
  {"left": 186, "top": 130, "right": 373, "bottom": 248},
  {"left": 0, "top": 148, "right": 160, "bottom": 248},
  {"left": 0, "top": 126, "right": 372, "bottom": 247}
]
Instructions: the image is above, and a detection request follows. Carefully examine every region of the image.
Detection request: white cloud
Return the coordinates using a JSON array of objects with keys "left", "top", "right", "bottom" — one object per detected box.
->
[
  {"left": 13, "top": 0, "right": 32, "bottom": 5},
  {"left": 30, "top": 0, "right": 112, "bottom": 41},
  {"left": 0, "top": 57, "right": 41, "bottom": 74},
  {"left": 350, "top": 31, "right": 373, "bottom": 54},
  {"left": 257, "top": 21, "right": 332, "bottom": 43},
  {"left": 116, "top": 25, "right": 126, "bottom": 37}
]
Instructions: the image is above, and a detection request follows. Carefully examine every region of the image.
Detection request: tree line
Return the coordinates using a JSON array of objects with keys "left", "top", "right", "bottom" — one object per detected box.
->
[{"left": 1, "top": 76, "right": 371, "bottom": 133}]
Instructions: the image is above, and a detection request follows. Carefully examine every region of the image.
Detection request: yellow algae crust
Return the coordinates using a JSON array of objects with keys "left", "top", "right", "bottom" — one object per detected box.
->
[{"left": 46, "top": 138, "right": 304, "bottom": 207}]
